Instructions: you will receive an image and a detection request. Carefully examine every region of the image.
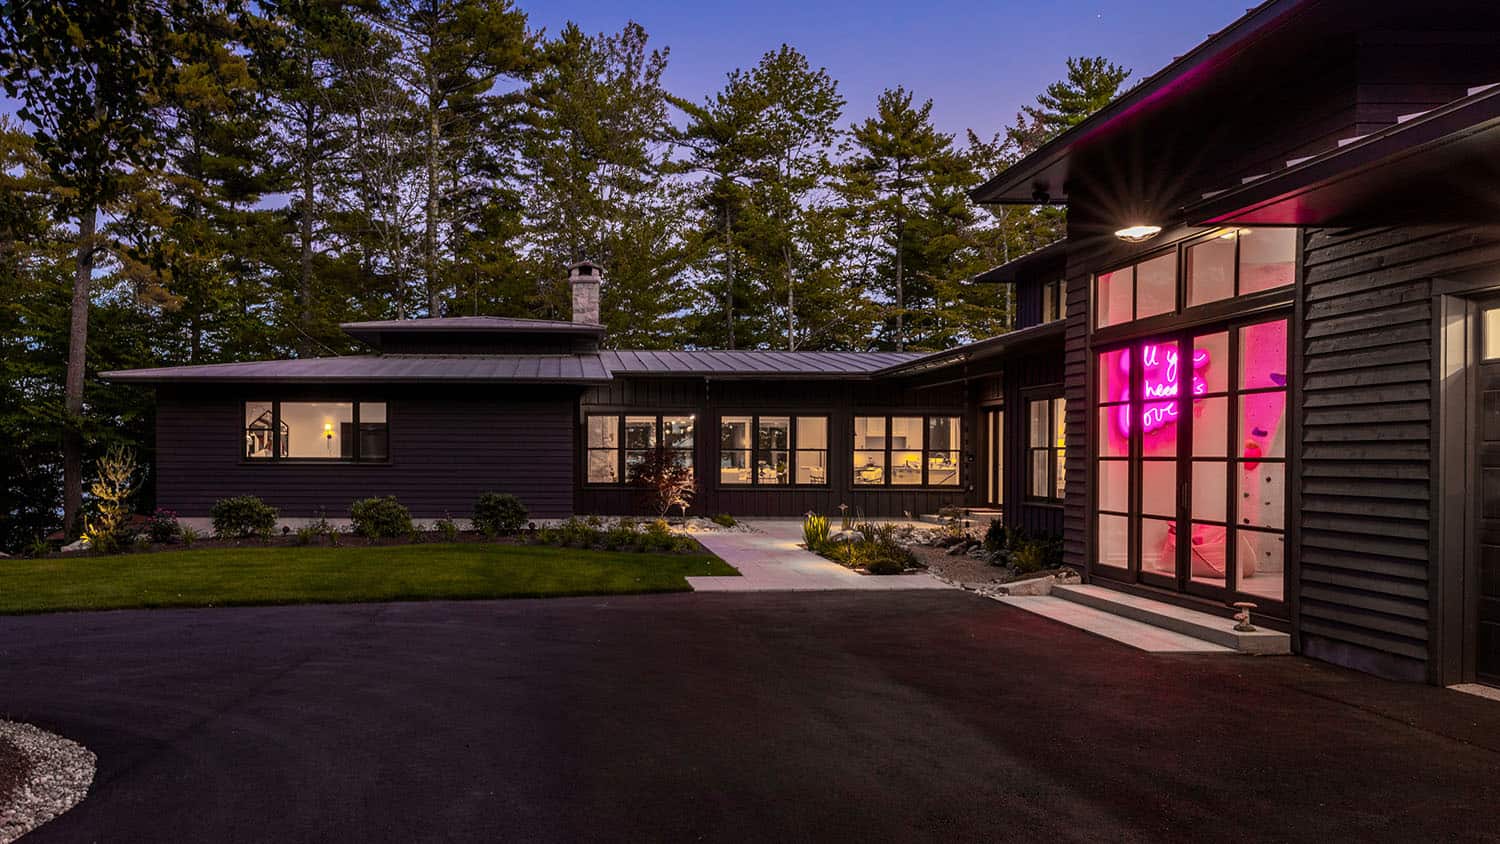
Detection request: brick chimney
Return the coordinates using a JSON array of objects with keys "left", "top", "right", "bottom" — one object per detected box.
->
[{"left": 568, "top": 260, "right": 602, "bottom": 325}]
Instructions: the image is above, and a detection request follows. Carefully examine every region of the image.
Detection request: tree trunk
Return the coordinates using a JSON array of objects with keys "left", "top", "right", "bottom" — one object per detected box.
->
[
  {"left": 62, "top": 205, "right": 97, "bottom": 533},
  {"left": 783, "top": 243, "right": 796, "bottom": 351},
  {"left": 722, "top": 211, "right": 735, "bottom": 350},
  {"left": 299, "top": 56, "right": 316, "bottom": 350},
  {"left": 894, "top": 218, "right": 905, "bottom": 352},
  {"left": 424, "top": 82, "right": 440, "bottom": 318}
]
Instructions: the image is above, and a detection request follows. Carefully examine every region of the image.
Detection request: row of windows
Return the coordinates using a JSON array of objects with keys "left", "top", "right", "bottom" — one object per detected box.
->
[
  {"left": 244, "top": 401, "right": 389, "bottom": 462},
  {"left": 584, "top": 413, "right": 963, "bottom": 488},
  {"left": 1094, "top": 227, "right": 1296, "bottom": 330}
]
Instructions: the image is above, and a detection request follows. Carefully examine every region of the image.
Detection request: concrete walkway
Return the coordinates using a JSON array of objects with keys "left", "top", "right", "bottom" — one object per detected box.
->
[{"left": 687, "top": 519, "right": 952, "bottom": 592}]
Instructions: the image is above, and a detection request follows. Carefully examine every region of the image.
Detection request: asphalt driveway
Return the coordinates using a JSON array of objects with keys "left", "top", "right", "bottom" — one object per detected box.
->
[{"left": 3, "top": 591, "right": 1499, "bottom": 843}]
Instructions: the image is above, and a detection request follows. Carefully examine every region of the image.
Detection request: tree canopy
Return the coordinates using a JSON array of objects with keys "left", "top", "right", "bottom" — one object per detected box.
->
[{"left": 0, "top": 0, "right": 1131, "bottom": 551}]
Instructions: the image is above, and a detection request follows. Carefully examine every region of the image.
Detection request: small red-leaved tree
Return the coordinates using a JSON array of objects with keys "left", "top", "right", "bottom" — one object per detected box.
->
[{"left": 630, "top": 451, "right": 696, "bottom": 518}]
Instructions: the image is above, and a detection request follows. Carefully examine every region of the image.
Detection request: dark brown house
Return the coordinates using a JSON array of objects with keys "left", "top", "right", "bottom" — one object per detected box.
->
[
  {"left": 106, "top": 259, "right": 1059, "bottom": 530},
  {"left": 108, "top": 0, "right": 1500, "bottom": 691}
]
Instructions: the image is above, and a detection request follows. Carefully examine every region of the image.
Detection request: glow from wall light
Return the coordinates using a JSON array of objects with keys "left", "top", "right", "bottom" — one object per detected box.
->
[{"left": 1115, "top": 224, "right": 1162, "bottom": 243}]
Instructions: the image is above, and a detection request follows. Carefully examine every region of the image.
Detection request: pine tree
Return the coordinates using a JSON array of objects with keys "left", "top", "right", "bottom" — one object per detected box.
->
[
  {"left": 732, "top": 45, "right": 845, "bottom": 351},
  {"left": 840, "top": 86, "right": 971, "bottom": 351},
  {"left": 370, "top": 0, "right": 532, "bottom": 318},
  {"left": 1021, "top": 56, "right": 1131, "bottom": 141},
  {"left": 519, "top": 22, "right": 692, "bottom": 347},
  {"left": 0, "top": 0, "right": 178, "bottom": 531}
]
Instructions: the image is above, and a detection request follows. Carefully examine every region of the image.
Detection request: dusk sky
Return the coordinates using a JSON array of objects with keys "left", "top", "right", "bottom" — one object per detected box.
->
[
  {"left": 523, "top": 0, "right": 1250, "bottom": 137},
  {"left": 2, "top": 0, "right": 1251, "bottom": 140}
]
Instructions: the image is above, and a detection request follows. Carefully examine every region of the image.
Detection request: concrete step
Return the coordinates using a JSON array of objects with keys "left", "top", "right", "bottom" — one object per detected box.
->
[{"left": 1051, "top": 584, "right": 1290, "bottom": 655}]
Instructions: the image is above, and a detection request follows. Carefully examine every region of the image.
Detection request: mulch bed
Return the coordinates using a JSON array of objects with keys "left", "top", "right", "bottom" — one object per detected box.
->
[{"left": 0, "top": 736, "right": 30, "bottom": 809}]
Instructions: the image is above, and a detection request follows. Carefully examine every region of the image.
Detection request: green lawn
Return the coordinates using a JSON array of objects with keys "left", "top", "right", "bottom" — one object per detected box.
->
[{"left": 0, "top": 543, "right": 739, "bottom": 615}]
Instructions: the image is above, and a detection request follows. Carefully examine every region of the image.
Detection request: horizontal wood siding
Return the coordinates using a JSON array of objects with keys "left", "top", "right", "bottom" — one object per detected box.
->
[
  {"left": 578, "top": 377, "right": 969, "bottom": 518},
  {"left": 1062, "top": 268, "right": 1089, "bottom": 571},
  {"left": 1299, "top": 225, "right": 1500, "bottom": 680},
  {"left": 156, "top": 385, "right": 578, "bottom": 520}
]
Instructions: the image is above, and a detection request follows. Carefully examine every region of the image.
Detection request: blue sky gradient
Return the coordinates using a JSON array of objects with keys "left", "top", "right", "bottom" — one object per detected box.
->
[{"left": 2, "top": 0, "right": 1248, "bottom": 140}]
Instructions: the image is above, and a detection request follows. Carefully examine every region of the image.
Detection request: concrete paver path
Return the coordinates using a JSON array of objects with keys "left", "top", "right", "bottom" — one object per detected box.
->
[{"left": 687, "top": 519, "right": 951, "bottom": 591}]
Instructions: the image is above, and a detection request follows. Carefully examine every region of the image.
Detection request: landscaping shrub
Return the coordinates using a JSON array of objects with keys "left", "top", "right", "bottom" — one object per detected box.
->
[
  {"left": 1010, "top": 537, "right": 1063, "bottom": 575},
  {"left": 603, "top": 524, "right": 638, "bottom": 551},
  {"left": 556, "top": 516, "right": 602, "bottom": 548},
  {"left": 210, "top": 495, "right": 279, "bottom": 539},
  {"left": 180, "top": 526, "right": 202, "bottom": 547},
  {"left": 82, "top": 444, "right": 140, "bottom": 554},
  {"left": 982, "top": 518, "right": 1008, "bottom": 553},
  {"left": 810, "top": 521, "right": 916, "bottom": 575},
  {"left": 473, "top": 492, "right": 528, "bottom": 536},
  {"left": 802, "top": 513, "right": 830, "bottom": 551},
  {"left": 350, "top": 496, "right": 413, "bottom": 539},
  {"left": 293, "top": 524, "right": 322, "bottom": 546},
  {"left": 711, "top": 513, "right": 737, "bottom": 528},
  {"left": 625, "top": 518, "right": 668, "bottom": 552},
  {"left": 26, "top": 538, "right": 51, "bottom": 558},
  {"left": 432, "top": 514, "right": 460, "bottom": 542},
  {"left": 630, "top": 451, "right": 696, "bottom": 517},
  {"left": 145, "top": 508, "right": 181, "bottom": 544}
]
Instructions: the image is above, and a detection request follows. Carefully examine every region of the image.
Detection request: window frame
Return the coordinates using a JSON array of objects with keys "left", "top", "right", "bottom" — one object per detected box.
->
[
  {"left": 1092, "top": 228, "right": 1298, "bottom": 336},
  {"left": 583, "top": 412, "right": 696, "bottom": 486},
  {"left": 850, "top": 413, "right": 964, "bottom": 489},
  {"left": 1024, "top": 394, "right": 1066, "bottom": 504},
  {"left": 1089, "top": 314, "right": 1291, "bottom": 607},
  {"left": 717, "top": 414, "right": 830, "bottom": 488},
  {"left": 241, "top": 399, "right": 389, "bottom": 464},
  {"left": 1041, "top": 279, "right": 1065, "bottom": 323}
]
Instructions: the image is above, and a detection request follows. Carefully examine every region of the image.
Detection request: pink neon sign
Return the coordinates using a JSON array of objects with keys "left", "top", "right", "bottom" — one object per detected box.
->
[{"left": 1114, "top": 344, "right": 1211, "bottom": 435}]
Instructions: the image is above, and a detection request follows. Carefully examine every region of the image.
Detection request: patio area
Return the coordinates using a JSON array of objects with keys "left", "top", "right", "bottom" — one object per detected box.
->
[{"left": 687, "top": 519, "right": 952, "bottom": 592}]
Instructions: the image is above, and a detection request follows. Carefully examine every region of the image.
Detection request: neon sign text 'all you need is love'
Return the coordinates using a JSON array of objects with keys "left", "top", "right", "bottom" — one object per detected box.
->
[{"left": 1115, "top": 344, "right": 1211, "bottom": 436}]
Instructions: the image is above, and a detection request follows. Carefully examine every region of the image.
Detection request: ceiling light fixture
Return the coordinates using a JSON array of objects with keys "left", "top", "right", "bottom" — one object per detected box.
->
[{"left": 1114, "top": 224, "right": 1162, "bottom": 243}]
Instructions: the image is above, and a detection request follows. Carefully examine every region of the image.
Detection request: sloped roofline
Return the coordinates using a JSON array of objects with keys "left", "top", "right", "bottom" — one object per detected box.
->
[{"left": 969, "top": 0, "right": 1308, "bottom": 206}]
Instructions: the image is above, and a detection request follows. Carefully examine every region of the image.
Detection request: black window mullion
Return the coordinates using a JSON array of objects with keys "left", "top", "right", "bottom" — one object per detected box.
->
[
  {"left": 352, "top": 402, "right": 361, "bottom": 462},
  {"left": 272, "top": 401, "right": 281, "bottom": 462}
]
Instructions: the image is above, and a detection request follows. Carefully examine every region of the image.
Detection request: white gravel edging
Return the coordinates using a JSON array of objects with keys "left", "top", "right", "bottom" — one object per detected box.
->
[{"left": 0, "top": 720, "right": 95, "bottom": 844}]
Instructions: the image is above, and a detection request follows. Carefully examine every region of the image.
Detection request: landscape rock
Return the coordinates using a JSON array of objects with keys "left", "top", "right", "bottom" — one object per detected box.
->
[
  {"left": 0, "top": 720, "right": 95, "bottom": 843},
  {"left": 59, "top": 539, "right": 89, "bottom": 554}
]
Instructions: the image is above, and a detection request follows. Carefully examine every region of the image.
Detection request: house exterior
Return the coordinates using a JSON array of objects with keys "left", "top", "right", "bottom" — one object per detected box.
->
[
  {"left": 947, "top": 0, "right": 1500, "bottom": 687},
  {"left": 107, "top": 0, "right": 1500, "bottom": 690},
  {"left": 107, "top": 260, "right": 1060, "bottom": 529}
]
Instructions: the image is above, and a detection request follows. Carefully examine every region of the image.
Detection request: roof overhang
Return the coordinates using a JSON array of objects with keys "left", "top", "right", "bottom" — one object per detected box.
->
[
  {"left": 874, "top": 320, "right": 1066, "bottom": 379},
  {"left": 969, "top": 0, "right": 1310, "bottom": 206},
  {"left": 1185, "top": 85, "right": 1500, "bottom": 226},
  {"left": 972, "top": 239, "right": 1068, "bottom": 283}
]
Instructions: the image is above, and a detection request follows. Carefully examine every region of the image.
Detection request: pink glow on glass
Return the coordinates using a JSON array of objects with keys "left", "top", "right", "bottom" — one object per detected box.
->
[{"left": 1113, "top": 344, "right": 1210, "bottom": 436}]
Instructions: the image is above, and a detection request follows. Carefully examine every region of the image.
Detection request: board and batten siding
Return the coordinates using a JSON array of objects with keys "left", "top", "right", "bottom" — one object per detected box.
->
[
  {"left": 1299, "top": 225, "right": 1500, "bottom": 681},
  {"left": 155, "top": 385, "right": 579, "bottom": 520}
]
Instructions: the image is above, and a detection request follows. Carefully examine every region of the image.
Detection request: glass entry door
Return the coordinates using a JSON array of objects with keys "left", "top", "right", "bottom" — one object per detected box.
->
[
  {"left": 983, "top": 408, "right": 1003, "bottom": 507},
  {"left": 1093, "top": 317, "right": 1289, "bottom": 607}
]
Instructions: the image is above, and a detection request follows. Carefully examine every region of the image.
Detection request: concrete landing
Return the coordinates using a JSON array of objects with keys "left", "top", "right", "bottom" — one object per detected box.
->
[
  {"left": 1052, "top": 584, "right": 1291, "bottom": 654},
  {"left": 687, "top": 520, "right": 952, "bottom": 592},
  {"left": 994, "top": 595, "right": 1234, "bottom": 653}
]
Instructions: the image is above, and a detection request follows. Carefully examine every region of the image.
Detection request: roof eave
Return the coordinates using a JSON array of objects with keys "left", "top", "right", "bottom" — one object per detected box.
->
[{"left": 969, "top": 0, "right": 1309, "bottom": 206}]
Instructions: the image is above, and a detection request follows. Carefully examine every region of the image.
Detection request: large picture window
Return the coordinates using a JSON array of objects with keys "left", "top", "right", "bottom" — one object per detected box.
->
[
  {"left": 1026, "top": 397, "right": 1066, "bottom": 501},
  {"left": 719, "top": 415, "right": 828, "bottom": 486},
  {"left": 1092, "top": 317, "right": 1288, "bottom": 603},
  {"left": 586, "top": 413, "right": 694, "bottom": 485},
  {"left": 852, "top": 414, "right": 961, "bottom": 487},
  {"left": 243, "top": 400, "right": 388, "bottom": 462}
]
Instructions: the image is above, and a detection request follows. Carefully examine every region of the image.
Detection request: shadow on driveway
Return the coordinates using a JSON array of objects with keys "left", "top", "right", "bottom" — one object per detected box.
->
[{"left": 3, "top": 591, "right": 1498, "bottom": 842}]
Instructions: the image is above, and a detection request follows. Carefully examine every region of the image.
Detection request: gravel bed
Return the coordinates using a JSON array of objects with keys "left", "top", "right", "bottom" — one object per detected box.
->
[
  {"left": 909, "top": 545, "right": 1008, "bottom": 587},
  {"left": 0, "top": 720, "right": 95, "bottom": 844}
]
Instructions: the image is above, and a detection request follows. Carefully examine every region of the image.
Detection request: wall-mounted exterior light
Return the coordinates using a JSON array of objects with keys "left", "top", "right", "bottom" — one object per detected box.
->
[{"left": 1115, "top": 224, "right": 1163, "bottom": 243}]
